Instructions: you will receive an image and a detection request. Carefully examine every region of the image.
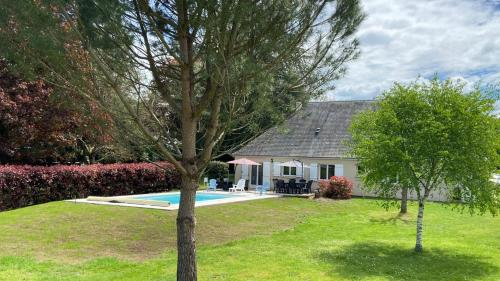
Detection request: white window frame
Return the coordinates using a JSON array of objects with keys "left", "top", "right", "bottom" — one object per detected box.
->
[
  {"left": 282, "top": 166, "right": 297, "bottom": 176},
  {"left": 319, "top": 164, "right": 336, "bottom": 180}
]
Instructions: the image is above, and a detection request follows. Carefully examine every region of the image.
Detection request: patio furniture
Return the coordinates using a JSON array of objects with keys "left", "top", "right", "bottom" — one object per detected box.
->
[
  {"left": 217, "top": 180, "right": 233, "bottom": 191},
  {"left": 207, "top": 179, "right": 217, "bottom": 192},
  {"left": 275, "top": 179, "right": 285, "bottom": 193},
  {"left": 296, "top": 179, "right": 306, "bottom": 194},
  {"left": 288, "top": 179, "right": 298, "bottom": 194},
  {"left": 256, "top": 182, "right": 270, "bottom": 195},
  {"left": 303, "top": 180, "right": 313, "bottom": 193},
  {"left": 229, "top": 179, "right": 246, "bottom": 192}
]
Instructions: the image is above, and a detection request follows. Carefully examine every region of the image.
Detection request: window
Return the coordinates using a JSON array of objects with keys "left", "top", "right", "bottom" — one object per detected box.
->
[
  {"left": 320, "top": 165, "right": 327, "bottom": 179},
  {"left": 320, "top": 164, "right": 335, "bottom": 179},
  {"left": 282, "top": 166, "right": 297, "bottom": 176},
  {"left": 328, "top": 165, "right": 335, "bottom": 178}
]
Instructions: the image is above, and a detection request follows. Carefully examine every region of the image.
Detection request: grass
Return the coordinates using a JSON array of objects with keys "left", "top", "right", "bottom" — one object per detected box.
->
[
  {"left": 0, "top": 198, "right": 498, "bottom": 280},
  {"left": 0, "top": 198, "right": 317, "bottom": 262}
]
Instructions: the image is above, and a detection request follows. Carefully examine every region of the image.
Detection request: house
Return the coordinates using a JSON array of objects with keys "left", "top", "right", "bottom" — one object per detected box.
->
[{"left": 233, "top": 100, "right": 374, "bottom": 196}]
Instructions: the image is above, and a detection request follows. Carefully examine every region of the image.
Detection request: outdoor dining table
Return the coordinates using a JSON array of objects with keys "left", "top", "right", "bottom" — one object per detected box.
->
[{"left": 277, "top": 180, "right": 306, "bottom": 194}]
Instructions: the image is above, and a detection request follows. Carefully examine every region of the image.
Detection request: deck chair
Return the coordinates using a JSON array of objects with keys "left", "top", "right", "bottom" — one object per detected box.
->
[
  {"left": 256, "top": 182, "right": 270, "bottom": 195},
  {"left": 229, "top": 179, "right": 246, "bottom": 192},
  {"left": 206, "top": 179, "right": 217, "bottom": 192}
]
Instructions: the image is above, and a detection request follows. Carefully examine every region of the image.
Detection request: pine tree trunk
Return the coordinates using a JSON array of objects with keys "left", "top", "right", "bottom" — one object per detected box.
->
[
  {"left": 414, "top": 199, "right": 425, "bottom": 253},
  {"left": 400, "top": 187, "right": 408, "bottom": 214},
  {"left": 176, "top": 175, "right": 198, "bottom": 281}
]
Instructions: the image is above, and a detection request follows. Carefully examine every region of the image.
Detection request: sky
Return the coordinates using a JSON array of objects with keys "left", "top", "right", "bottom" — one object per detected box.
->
[{"left": 328, "top": 0, "right": 500, "bottom": 111}]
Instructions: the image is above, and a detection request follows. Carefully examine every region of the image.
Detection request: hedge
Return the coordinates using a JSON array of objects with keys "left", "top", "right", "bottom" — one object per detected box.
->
[{"left": 0, "top": 162, "right": 180, "bottom": 211}]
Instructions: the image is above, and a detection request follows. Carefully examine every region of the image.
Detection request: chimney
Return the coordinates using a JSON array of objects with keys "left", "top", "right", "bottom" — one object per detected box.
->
[{"left": 315, "top": 127, "right": 321, "bottom": 135}]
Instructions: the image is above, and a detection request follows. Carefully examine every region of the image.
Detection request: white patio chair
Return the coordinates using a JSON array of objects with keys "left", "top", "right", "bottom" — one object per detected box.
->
[{"left": 229, "top": 179, "right": 246, "bottom": 192}]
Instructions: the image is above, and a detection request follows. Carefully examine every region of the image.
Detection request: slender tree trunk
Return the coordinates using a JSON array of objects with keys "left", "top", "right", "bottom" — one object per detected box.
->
[
  {"left": 400, "top": 187, "right": 408, "bottom": 214},
  {"left": 176, "top": 119, "right": 198, "bottom": 281},
  {"left": 414, "top": 199, "right": 425, "bottom": 253},
  {"left": 177, "top": 174, "right": 198, "bottom": 281}
]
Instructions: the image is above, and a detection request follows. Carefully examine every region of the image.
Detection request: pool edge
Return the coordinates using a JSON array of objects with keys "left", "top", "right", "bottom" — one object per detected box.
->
[{"left": 67, "top": 191, "right": 281, "bottom": 211}]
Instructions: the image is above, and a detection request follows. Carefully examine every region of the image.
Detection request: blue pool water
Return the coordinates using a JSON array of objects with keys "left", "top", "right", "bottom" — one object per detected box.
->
[{"left": 134, "top": 193, "right": 233, "bottom": 205}]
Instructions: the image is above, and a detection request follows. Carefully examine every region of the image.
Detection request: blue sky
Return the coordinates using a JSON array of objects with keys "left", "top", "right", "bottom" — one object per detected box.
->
[{"left": 328, "top": 0, "right": 500, "bottom": 112}]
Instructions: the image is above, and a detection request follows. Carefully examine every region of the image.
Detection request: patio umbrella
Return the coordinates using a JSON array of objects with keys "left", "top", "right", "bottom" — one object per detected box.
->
[
  {"left": 279, "top": 160, "right": 309, "bottom": 168},
  {"left": 227, "top": 158, "right": 261, "bottom": 182},
  {"left": 228, "top": 158, "right": 262, "bottom": 165},
  {"left": 279, "top": 160, "right": 309, "bottom": 178}
]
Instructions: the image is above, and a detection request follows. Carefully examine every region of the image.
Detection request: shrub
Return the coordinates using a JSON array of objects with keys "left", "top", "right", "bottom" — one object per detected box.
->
[
  {"left": 203, "top": 161, "right": 229, "bottom": 181},
  {"left": 319, "top": 176, "right": 353, "bottom": 199},
  {"left": 0, "top": 162, "right": 180, "bottom": 211}
]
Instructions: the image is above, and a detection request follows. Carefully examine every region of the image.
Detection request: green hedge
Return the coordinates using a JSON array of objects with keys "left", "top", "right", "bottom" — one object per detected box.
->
[{"left": 203, "top": 161, "right": 229, "bottom": 180}]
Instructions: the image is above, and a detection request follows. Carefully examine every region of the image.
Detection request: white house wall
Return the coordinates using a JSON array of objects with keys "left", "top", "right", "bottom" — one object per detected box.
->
[
  {"left": 234, "top": 155, "right": 361, "bottom": 191},
  {"left": 233, "top": 155, "right": 448, "bottom": 202}
]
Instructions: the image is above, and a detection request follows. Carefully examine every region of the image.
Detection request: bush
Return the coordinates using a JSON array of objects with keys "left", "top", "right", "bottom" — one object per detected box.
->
[
  {"left": 0, "top": 162, "right": 180, "bottom": 211},
  {"left": 319, "top": 176, "right": 353, "bottom": 199},
  {"left": 203, "top": 161, "right": 229, "bottom": 180}
]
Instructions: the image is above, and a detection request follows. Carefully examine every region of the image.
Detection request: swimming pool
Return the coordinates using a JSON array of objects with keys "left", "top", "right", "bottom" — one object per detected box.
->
[
  {"left": 134, "top": 193, "right": 233, "bottom": 205},
  {"left": 78, "top": 191, "right": 279, "bottom": 210}
]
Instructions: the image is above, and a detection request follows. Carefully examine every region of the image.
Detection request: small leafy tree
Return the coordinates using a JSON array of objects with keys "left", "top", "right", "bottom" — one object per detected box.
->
[{"left": 350, "top": 78, "right": 500, "bottom": 253}]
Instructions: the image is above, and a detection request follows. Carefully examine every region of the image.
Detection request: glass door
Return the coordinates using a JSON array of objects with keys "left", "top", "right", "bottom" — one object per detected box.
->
[
  {"left": 251, "top": 165, "right": 258, "bottom": 185},
  {"left": 251, "top": 164, "right": 264, "bottom": 185}
]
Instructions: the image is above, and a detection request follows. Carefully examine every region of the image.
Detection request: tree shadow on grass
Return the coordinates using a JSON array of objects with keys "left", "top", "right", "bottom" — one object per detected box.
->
[
  {"left": 315, "top": 242, "right": 498, "bottom": 281},
  {"left": 368, "top": 213, "right": 413, "bottom": 225}
]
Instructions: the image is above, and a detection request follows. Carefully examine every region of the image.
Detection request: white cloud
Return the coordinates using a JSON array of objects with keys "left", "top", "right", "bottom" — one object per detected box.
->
[{"left": 327, "top": 0, "right": 500, "bottom": 109}]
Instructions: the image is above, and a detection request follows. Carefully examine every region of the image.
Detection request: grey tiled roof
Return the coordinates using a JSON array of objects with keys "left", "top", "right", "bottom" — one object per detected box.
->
[{"left": 234, "top": 100, "right": 375, "bottom": 158}]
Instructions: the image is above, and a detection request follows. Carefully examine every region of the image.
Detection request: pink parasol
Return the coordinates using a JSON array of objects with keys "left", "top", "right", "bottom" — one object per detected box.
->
[{"left": 227, "top": 158, "right": 261, "bottom": 166}]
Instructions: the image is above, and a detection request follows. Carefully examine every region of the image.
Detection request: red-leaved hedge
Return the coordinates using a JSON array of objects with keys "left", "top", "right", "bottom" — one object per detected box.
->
[
  {"left": 0, "top": 162, "right": 180, "bottom": 211},
  {"left": 319, "top": 176, "right": 353, "bottom": 199}
]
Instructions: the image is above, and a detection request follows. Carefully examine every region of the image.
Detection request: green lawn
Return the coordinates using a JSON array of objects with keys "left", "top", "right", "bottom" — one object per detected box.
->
[{"left": 0, "top": 198, "right": 498, "bottom": 280}]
